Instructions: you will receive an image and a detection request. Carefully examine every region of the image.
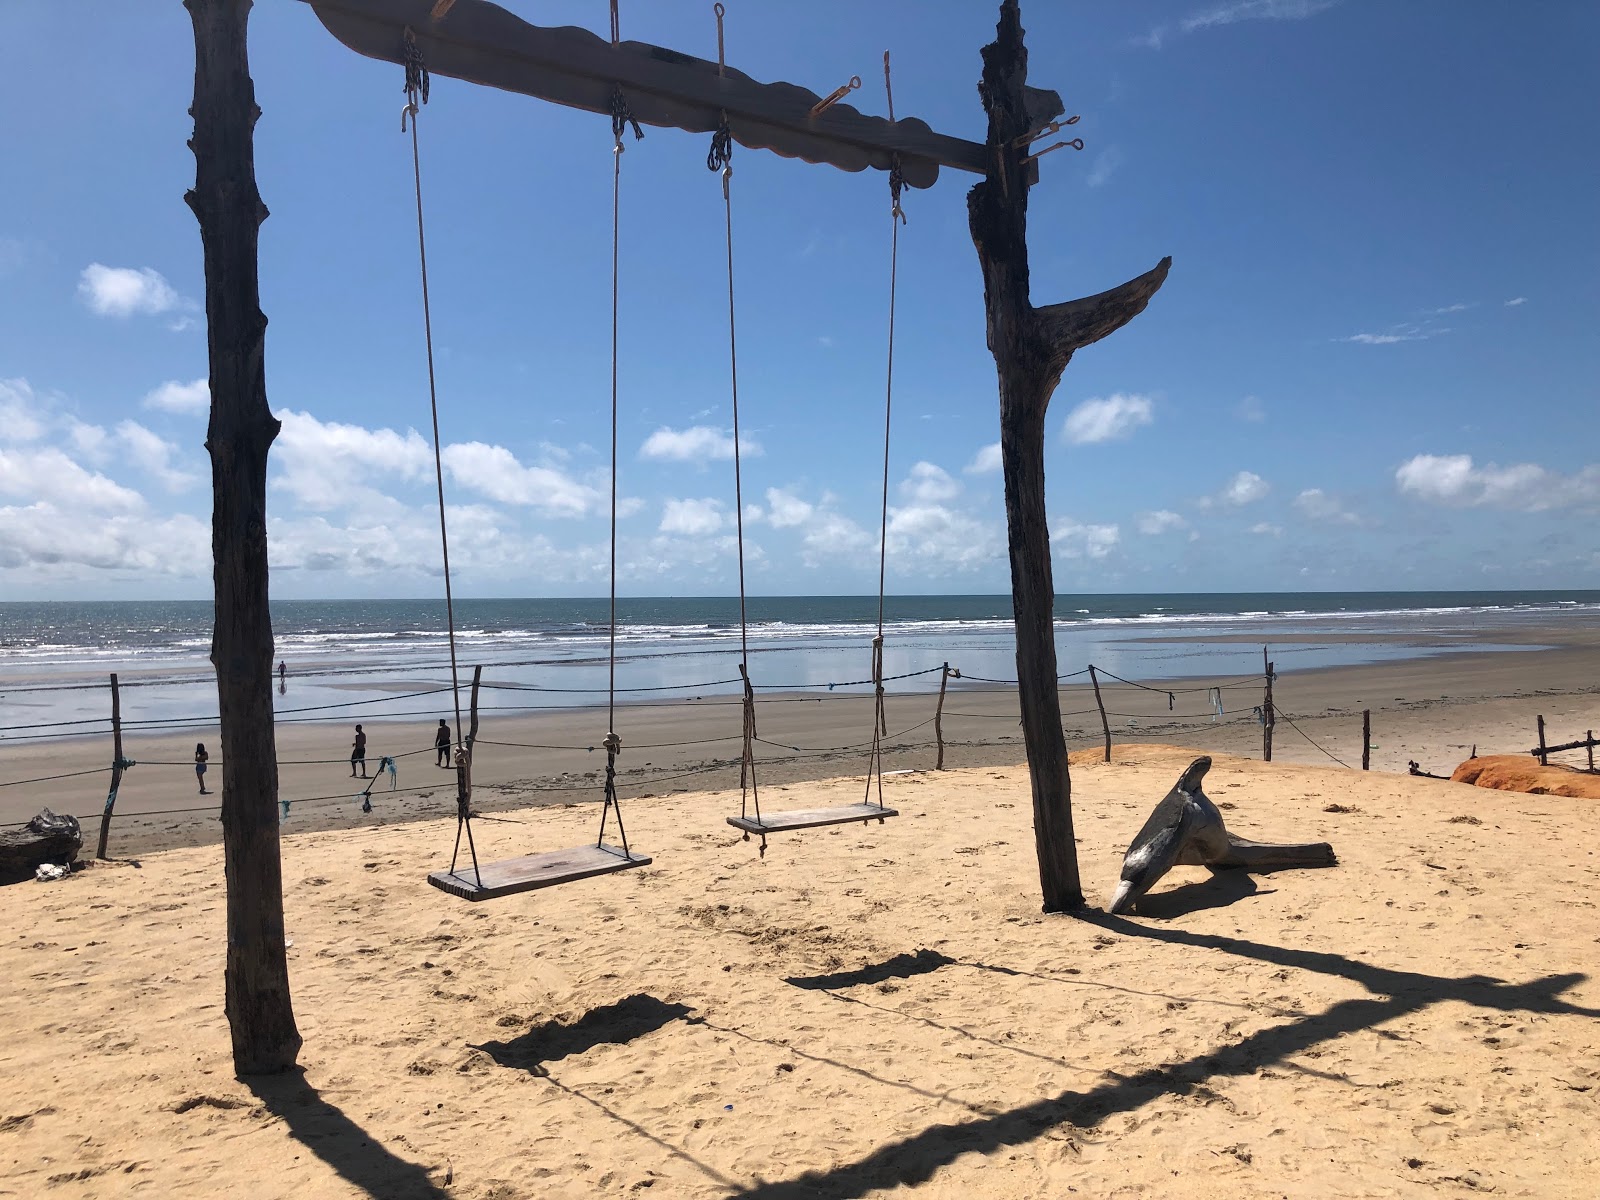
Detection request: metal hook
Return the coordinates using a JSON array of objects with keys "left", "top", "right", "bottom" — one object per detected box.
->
[
  {"left": 1013, "top": 115, "right": 1080, "bottom": 149},
  {"left": 883, "top": 51, "right": 896, "bottom": 123},
  {"left": 401, "top": 101, "right": 417, "bottom": 132},
  {"left": 714, "top": 2, "right": 726, "bottom": 76},
  {"left": 1024, "top": 138, "right": 1084, "bottom": 163},
  {"left": 810, "top": 74, "right": 862, "bottom": 118}
]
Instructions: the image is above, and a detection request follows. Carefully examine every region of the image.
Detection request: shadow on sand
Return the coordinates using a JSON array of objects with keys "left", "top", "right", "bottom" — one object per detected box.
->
[
  {"left": 245, "top": 1070, "right": 448, "bottom": 1199},
  {"left": 473, "top": 992, "right": 693, "bottom": 1075}
]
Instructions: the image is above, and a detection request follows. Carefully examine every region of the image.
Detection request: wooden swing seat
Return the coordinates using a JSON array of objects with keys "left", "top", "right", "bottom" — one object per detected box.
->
[
  {"left": 727, "top": 803, "right": 898, "bottom": 837},
  {"left": 427, "top": 842, "right": 651, "bottom": 901}
]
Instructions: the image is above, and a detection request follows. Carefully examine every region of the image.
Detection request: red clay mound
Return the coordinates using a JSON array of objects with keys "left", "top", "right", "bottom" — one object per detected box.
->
[{"left": 1450, "top": 754, "right": 1600, "bottom": 799}]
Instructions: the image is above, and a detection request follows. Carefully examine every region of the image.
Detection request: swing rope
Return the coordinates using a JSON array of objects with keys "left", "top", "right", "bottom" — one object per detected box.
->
[
  {"left": 710, "top": 3, "right": 763, "bottom": 846},
  {"left": 402, "top": 31, "right": 480, "bottom": 887},
  {"left": 598, "top": 69, "right": 643, "bottom": 858}
]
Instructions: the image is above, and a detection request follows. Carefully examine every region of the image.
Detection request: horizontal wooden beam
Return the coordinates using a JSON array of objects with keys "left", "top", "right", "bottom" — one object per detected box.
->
[{"left": 303, "top": 0, "right": 996, "bottom": 189}]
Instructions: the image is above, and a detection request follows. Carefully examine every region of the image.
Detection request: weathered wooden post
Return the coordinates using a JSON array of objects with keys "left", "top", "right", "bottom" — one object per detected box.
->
[
  {"left": 467, "top": 663, "right": 482, "bottom": 753},
  {"left": 1535, "top": 715, "right": 1547, "bottom": 766},
  {"left": 1587, "top": 730, "right": 1594, "bottom": 774},
  {"left": 95, "top": 673, "right": 128, "bottom": 860},
  {"left": 1087, "top": 664, "right": 1112, "bottom": 764},
  {"left": 186, "top": 0, "right": 301, "bottom": 1074},
  {"left": 1261, "top": 649, "right": 1275, "bottom": 763},
  {"left": 968, "top": 2, "right": 1169, "bottom": 910},
  {"left": 1361, "top": 708, "right": 1371, "bottom": 772},
  {"left": 934, "top": 662, "right": 952, "bottom": 770}
]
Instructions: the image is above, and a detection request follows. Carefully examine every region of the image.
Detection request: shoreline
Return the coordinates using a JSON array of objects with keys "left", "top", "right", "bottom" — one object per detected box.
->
[{"left": 5, "top": 636, "right": 1596, "bottom": 857}]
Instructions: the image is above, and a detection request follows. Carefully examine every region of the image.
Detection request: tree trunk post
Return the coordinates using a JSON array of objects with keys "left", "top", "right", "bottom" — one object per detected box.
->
[
  {"left": 1087, "top": 664, "right": 1111, "bottom": 764},
  {"left": 186, "top": 0, "right": 301, "bottom": 1075},
  {"left": 1587, "top": 730, "right": 1594, "bottom": 774},
  {"left": 934, "top": 662, "right": 951, "bottom": 770},
  {"left": 95, "top": 673, "right": 126, "bottom": 860},
  {"left": 1361, "top": 708, "right": 1371, "bottom": 772},
  {"left": 467, "top": 663, "right": 482, "bottom": 754},
  {"left": 1535, "top": 715, "right": 1547, "bottom": 766},
  {"left": 1261, "top": 649, "right": 1275, "bottom": 763},
  {"left": 967, "top": 1, "right": 1168, "bottom": 912}
]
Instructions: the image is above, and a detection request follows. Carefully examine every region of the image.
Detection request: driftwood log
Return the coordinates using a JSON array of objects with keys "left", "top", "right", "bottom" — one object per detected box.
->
[
  {"left": 0, "top": 810, "right": 83, "bottom": 882},
  {"left": 1109, "top": 756, "right": 1336, "bottom": 914}
]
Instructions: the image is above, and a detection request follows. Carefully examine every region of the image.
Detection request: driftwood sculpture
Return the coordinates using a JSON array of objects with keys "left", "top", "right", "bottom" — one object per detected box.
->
[
  {"left": 1109, "top": 756, "right": 1336, "bottom": 914},
  {"left": 0, "top": 809, "right": 83, "bottom": 882}
]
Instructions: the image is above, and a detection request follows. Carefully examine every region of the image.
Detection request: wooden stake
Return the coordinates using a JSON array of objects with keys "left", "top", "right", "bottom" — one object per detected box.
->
[
  {"left": 95, "top": 673, "right": 125, "bottom": 860},
  {"left": 934, "top": 662, "right": 951, "bottom": 770},
  {"left": 1535, "top": 714, "right": 1547, "bottom": 766},
  {"left": 1261, "top": 648, "right": 1275, "bottom": 763},
  {"left": 1088, "top": 664, "right": 1111, "bottom": 764},
  {"left": 186, "top": 0, "right": 301, "bottom": 1075},
  {"left": 1588, "top": 730, "right": 1594, "bottom": 774},
  {"left": 1361, "top": 708, "right": 1371, "bottom": 772},
  {"left": 467, "top": 663, "right": 482, "bottom": 753},
  {"left": 967, "top": 2, "right": 1169, "bottom": 913}
]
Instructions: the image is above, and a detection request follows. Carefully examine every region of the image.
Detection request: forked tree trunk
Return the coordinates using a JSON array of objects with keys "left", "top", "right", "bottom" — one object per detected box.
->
[
  {"left": 186, "top": 0, "right": 301, "bottom": 1074},
  {"left": 968, "top": 1, "right": 1170, "bottom": 912}
]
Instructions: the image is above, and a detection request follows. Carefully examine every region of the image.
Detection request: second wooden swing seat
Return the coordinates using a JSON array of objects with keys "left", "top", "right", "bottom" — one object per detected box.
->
[
  {"left": 428, "top": 841, "right": 650, "bottom": 902},
  {"left": 727, "top": 804, "right": 897, "bottom": 838}
]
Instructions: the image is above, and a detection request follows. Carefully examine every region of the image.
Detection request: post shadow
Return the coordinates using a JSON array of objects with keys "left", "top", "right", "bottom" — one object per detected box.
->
[
  {"left": 473, "top": 993, "right": 692, "bottom": 1075},
  {"left": 727, "top": 925, "right": 1595, "bottom": 1199},
  {"left": 784, "top": 949, "right": 958, "bottom": 991},
  {"left": 245, "top": 1071, "right": 448, "bottom": 1199}
]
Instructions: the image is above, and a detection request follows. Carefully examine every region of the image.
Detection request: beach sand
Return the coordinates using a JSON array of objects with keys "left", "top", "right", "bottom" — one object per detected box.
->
[{"left": 3, "top": 743, "right": 1598, "bottom": 1198}]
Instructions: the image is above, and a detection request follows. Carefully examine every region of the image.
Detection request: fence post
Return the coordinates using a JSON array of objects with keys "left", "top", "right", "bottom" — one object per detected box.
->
[
  {"left": 1087, "top": 664, "right": 1111, "bottom": 764},
  {"left": 1588, "top": 730, "right": 1594, "bottom": 774},
  {"left": 95, "top": 673, "right": 126, "bottom": 860},
  {"left": 1361, "top": 709, "right": 1370, "bottom": 771},
  {"left": 1535, "top": 715, "right": 1547, "bottom": 766},
  {"left": 1261, "top": 647, "right": 1275, "bottom": 763},
  {"left": 934, "top": 662, "right": 952, "bottom": 770}
]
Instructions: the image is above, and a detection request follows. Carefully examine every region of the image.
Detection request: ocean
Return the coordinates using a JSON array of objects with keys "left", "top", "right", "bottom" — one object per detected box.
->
[{"left": 2, "top": 591, "right": 1597, "bottom": 738}]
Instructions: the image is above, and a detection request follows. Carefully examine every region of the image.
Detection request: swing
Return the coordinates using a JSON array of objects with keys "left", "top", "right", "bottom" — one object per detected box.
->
[
  {"left": 394, "top": 31, "right": 650, "bottom": 901},
  {"left": 720, "top": 42, "right": 904, "bottom": 854}
]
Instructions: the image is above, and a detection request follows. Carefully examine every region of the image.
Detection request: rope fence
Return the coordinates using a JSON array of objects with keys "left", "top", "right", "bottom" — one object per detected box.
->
[{"left": 8, "top": 648, "right": 1501, "bottom": 850}]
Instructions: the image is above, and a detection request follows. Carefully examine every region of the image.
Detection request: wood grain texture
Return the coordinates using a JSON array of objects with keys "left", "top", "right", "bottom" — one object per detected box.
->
[
  {"left": 185, "top": 0, "right": 302, "bottom": 1074},
  {"left": 727, "top": 804, "right": 899, "bottom": 836},
  {"left": 303, "top": 0, "right": 984, "bottom": 187},
  {"left": 427, "top": 843, "right": 651, "bottom": 901}
]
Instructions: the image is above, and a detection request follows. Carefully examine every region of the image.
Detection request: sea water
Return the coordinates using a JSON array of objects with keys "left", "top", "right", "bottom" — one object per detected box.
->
[{"left": 1, "top": 591, "right": 1595, "bottom": 738}]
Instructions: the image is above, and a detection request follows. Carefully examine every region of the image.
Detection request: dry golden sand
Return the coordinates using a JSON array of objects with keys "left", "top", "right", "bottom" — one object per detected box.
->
[{"left": 3, "top": 745, "right": 1598, "bottom": 1199}]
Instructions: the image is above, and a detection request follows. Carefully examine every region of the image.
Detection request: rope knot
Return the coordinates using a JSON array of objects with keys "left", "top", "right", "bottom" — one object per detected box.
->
[
  {"left": 888, "top": 154, "right": 906, "bottom": 224},
  {"left": 610, "top": 85, "right": 644, "bottom": 145},
  {"left": 707, "top": 116, "right": 734, "bottom": 176},
  {"left": 603, "top": 731, "right": 622, "bottom": 755},
  {"left": 402, "top": 28, "right": 429, "bottom": 109}
]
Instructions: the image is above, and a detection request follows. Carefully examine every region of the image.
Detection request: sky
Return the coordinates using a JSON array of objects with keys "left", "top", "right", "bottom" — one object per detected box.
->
[{"left": 1, "top": 0, "right": 1596, "bottom": 601}]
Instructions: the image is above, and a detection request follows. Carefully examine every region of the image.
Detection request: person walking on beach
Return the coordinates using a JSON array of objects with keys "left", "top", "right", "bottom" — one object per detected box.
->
[
  {"left": 278, "top": 660, "right": 287, "bottom": 694},
  {"left": 351, "top": 724, "right": 367, "bottom": 778},
  {"left": 195, "top": 743, "right": 209, "bottom": 794},
  {"left": 434, "top": 719, "right": 453, "bottom": 768}
]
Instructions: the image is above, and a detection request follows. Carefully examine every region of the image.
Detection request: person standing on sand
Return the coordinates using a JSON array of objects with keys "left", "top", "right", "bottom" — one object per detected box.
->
[
  {"left": 278, "top": 660, "right": 287, "bottom": 694},
  {"left": 435, "top": 719, "right": 453, "bottom": 768},
  {"left": 195, "top": 743, "right": 209, "bottom": 794},
  {"left": 351, "top": 724, "right": 367, "bottom": 778}
]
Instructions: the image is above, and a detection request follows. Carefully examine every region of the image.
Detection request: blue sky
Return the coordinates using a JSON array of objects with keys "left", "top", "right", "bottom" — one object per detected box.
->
[{"left": 1, "top": 0, "right": 1596, "bottom": 600}]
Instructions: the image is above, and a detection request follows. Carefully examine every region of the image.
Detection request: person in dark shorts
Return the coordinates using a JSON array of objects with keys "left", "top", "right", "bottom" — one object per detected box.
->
[
  {"left": 434, "top": 719, "right": 453, "bottom": 768},
  {"left": 351, "top": 724, "right": 367, "bottom": 778},
  {"left": 195, "top": 743, "right": 209, "bottom": 794}
]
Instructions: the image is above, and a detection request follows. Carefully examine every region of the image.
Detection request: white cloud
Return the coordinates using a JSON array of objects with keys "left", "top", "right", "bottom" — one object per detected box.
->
[
  {"left": 1140, "top": 0, "right": 1336, "bottom": 48},
  {"left": 442, "top": 441, "right": 603, "bottom": 517},
  {"left": 639, "top": 425, "right": 761, "bottom": 464},
  {"left": 659, "top": 497, "right": 725, "bottom": 537},
  {"left": 764, "top": 487, "right": 814, "bottom": 529},
  {"left": 965, "top": 443, "right": 1002, "bottom": 475},
  {"left": 1504, "top": 296, "right": 1528, "bottom": 307},
  {"left": 77, "top": 264, "right": 184, "bottom": 318},
  {"left": 1220, "top": 470, "right": 1269, "bottom": 506},
  {"left": 1425, "top": 303, "right": 1472, "bottom": 315},
  {"left": 1136, "top": 509, "right": 1188, "bottom": 536},
  {"left": 885, "top": 503, "right": 997, "bottom": 572},
  {"left": 899, "top": 461, "right": 961, "bottom": 504},
  {"left": 0, "top": 379, "right": 47, "bottom": 443},
  {"left": 800, "top": 511, "right": 873, "bottom": 567},
  {"left": 1234, "top": 395, "right": 1265, "bottom": 423},
  {"left": 1339, "top": 331, "right": 1426, "bottom": 345},
  {"left": 1062, "top": 393, "right": 1154, "bottom": 445},
  {"left": 273, "top": 410, "right": 433, "bottom": 511},
  {"left": 144, "top": 378, "right": 210, "bottom": 415},
  {"left": 1052, "top": 519, "right": 1120, "bottom": 559},
  {"left": 115, "top": 421, "right": 197, "bottom": 491},
  {"left": 0, "top": 446, "right": 145, "bottom": 513},
  {"left": 1249, "top": 522, "right": 1283, "bottom": 536},
  {"left": 0, "top": 504, "right": 207, "bottom": 576},
  {"left": 1293, "top": 487, "right": 1360, "bottom": 524},
  {"left": 1395, "top": 453, "right": 1600, "bottom": 513},
  {"left": 1087, "top": 147, "right": 1123, "bottom": 188}
]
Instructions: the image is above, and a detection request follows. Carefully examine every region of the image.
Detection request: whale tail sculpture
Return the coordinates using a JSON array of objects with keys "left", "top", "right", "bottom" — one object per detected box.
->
[{"left": 1109, "top": 756, "right": 1336, "bottom": 915}]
